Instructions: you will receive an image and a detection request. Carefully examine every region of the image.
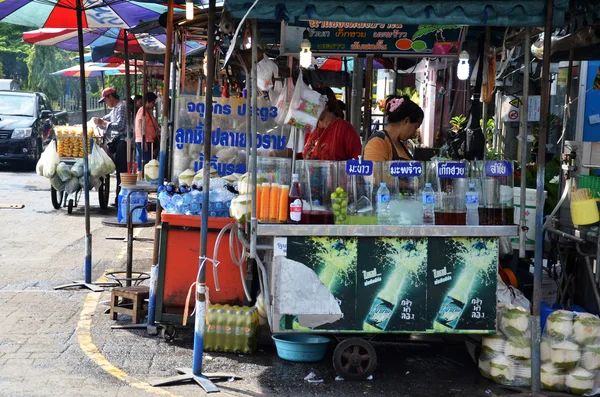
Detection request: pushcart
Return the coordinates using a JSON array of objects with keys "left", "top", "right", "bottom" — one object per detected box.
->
[{"left": 50, "top": 133, "right": 111, "bottom": 214}]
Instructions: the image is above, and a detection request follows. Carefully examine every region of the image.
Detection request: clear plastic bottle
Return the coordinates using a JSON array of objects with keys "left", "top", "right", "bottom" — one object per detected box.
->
[
  {"left": 376, "top": 182, "right": 391, "bottom": 225},
  {"left": 466, "top": 182, "right": 480, "bottom": 226},
  {"left": 422, "top": 182, "right": 435, "bottom": 225}
]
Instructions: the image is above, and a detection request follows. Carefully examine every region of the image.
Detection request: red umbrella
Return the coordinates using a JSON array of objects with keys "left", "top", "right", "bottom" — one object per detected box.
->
[{"left": 317, "top": 57, "right": 395, "bottom": 72}]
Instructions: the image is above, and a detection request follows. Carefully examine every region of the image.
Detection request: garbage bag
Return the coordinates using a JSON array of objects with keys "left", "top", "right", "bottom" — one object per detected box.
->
[
  {"left": 89, "top": 142, "right": 116, "bottom": 177},
  {"left": 64, "top": 176, "right": 80, "bottom": 194},
  {"left": 71, "top": 159, "right": 85, "bottom": 178},
  {"left": 36, "top": 140, "right": 60, "bottom": 178},
  {"left": 56, "top": 162, "right": 72, "bottom": 182}
]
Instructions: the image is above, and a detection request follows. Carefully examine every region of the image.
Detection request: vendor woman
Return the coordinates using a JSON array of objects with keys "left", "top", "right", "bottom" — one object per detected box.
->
[
  {"left": 363, "top": 95, "right": 424, "bottom": 161},
  {"left": 302, "top": 86, "right": 362, "bottom": 161}
]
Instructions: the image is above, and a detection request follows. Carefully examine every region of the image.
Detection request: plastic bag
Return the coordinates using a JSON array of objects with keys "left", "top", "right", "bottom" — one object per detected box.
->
[
  {"left": 56, "top": 162, "right": 72, "bottom": 182},
  {"left": 284, "top": 71, "right": 326, "bottom": 134},
  {"left": 497, "top": 275, "right": 531, "bottom": 311},
  {"left": 50, "top": 174, "right": 65, "bottom": 191},
  {"left": 71, "top": 159, "right": 85, "bottom": 178},
  {"left": 274, "top": 79, "right": 293, "bottom": 125},
  {"left": 256, "top": 56, "right": 278, "bottom": 91},
  {"left": 64, "top": 176, "right": 80, "bottom": 194},
  {"left": 89, "top": 142, "right": 116, "bottom": 177},
  {"left": 36, "top": 140, "right": 59, "bottom": 178}
]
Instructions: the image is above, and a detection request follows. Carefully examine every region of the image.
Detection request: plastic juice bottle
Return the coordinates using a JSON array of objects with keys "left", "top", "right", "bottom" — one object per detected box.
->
[
  {"left": 288, "top": 174, "right": 302, "bottom": 224},
  {"left": 269, "top": 183, "right": 280, "bottom": 223},
  {"left": 255, "top": 184, "right": 262, "bottom": 220},
  {"left": 278, "top": 185, "right": 290, "bottom": 223},
  {"left": 260, "top": 183, "right": 270, "bottom": 223}
]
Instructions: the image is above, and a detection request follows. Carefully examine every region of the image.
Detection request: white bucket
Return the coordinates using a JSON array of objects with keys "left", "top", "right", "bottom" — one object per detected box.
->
[{"left": 511, "top": 187, "right": 547, "bottom": 251}]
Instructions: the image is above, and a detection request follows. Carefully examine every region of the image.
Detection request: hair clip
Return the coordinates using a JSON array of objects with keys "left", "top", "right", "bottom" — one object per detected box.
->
[{"left": 388, "top": 97, "right": 404, "bottom": 113}]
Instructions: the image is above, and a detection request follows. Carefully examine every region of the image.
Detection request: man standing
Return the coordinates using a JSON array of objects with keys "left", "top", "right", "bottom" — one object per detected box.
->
[{"left": 93, "top": 87, "right": 128, "bottom": 205}]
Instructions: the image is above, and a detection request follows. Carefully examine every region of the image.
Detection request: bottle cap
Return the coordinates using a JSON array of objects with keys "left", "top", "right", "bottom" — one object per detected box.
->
[
  {"left": 469, "top": 183, "right": 475, "bottom": 188},
  {"left": 425, "top": 182, "right": 431, "bottom": 187},
  {"left": 381, "top": 182, "right": 386, "bottom": 187}
]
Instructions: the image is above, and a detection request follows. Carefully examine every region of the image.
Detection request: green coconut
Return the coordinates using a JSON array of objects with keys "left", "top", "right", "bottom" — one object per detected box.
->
[{"left": 230, "top": 194, "right": 252, "bottom": 223}]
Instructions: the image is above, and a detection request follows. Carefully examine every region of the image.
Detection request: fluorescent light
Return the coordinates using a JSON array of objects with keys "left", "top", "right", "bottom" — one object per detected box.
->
[
  {"left": 457, "top": 50, "right": 470, "bottom": 81},
  {"left": 186, "top": 0, "right": 194, "bottom": 20},
  {"left": 299, "top": 30, "right": 312, "bottom": 69}
]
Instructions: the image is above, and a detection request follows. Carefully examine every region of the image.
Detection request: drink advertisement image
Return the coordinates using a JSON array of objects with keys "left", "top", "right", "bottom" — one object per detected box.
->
[
  {"left": 428, "top": 238, "right": 498, "bottom": 333},
  {"left": 284, "top": 236, "right": 358, "bottom": 330},
  {"left": 359, "top": 238, "right": 428, "bottom": 332}
]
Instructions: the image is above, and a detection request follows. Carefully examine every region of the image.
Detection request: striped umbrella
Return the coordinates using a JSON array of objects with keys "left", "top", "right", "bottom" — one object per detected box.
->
[
  {"left": 23, "top": 28, "right": 202, "bottom": 55},
  {"left": 52, "top": 63, "right": 140, "bottom": 78}
]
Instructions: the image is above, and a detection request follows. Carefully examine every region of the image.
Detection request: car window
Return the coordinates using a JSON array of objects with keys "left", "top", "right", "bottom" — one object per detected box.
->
[
  {"left": 38, "top": 95, "right": 47, "bottom": 112},
  {"left": 0, "top": 95, "right": 35, "bottom": 116}
]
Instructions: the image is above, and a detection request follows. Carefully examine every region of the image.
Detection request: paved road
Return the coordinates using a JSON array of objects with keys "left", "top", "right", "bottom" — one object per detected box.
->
[{"left": 0, "top": 165, "right": 503, "bottom": 397}]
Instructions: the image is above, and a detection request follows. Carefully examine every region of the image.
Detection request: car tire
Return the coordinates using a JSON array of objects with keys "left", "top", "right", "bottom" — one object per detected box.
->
[{"left": 29, "top": 139, "right": 42, "bottom": 171}]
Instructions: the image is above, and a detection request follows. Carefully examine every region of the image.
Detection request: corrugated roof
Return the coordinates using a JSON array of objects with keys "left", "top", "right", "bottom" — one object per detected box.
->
[{"left": 225, "top": 0, "right": 569, "bottom": 27}]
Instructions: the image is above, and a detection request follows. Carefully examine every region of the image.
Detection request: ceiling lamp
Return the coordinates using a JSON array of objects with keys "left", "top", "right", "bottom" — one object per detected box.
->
[
  {"left": 299, "top": 29, "right": 312, "bottom": 69},
  {"left": 457, "top": 50, "right": 470, "bottom": 81}
]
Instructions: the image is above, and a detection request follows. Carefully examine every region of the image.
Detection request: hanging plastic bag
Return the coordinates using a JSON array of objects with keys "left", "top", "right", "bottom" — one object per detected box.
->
[
  {"left": 56, "top": 162, "right": 72, "bottom": 182},
  {"left": 257, "top": 56, "right": 279, "bottom": 91},
  {"left": 89, "top": 142, "right": 116, "bottom": 177},
  {"left": 64, "top": 176, "right": 80, "bottom": 194},
  {"left": 71, "top": 159, "right": 85, "bottom": 178},
  {"left": 36, "top": 140, "right": 60, "bottom": 178},
  {"left": 284, "top": 71, "right": 327, "bottom": 134},
  {"left": 50, "top": 174, "right": 65, "bottom": 191},
  {"left": 274, "top": 79, "right": 294, "bottom": 125}
]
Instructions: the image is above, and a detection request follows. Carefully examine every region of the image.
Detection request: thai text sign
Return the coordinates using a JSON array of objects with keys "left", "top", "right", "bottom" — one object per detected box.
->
[{"left": 172, "top": 96, "right": 288, "bottom": 180}]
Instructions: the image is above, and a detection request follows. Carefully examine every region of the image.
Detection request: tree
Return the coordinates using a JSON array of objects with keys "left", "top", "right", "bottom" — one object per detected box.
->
[
  {"left": 0, "top": 22, "right": 31, "bottom": 86},
  {"left": 27, "top": 45, "right": 71, "bottom": 102}
]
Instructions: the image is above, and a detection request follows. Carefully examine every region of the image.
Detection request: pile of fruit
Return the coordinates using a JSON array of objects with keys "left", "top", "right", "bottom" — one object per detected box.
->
[
  {"left": 55, "top": 126, "right": 94, "bottom": 158},
  {"left": 331, "top": 186, "right": 348, "bottom": 225}
]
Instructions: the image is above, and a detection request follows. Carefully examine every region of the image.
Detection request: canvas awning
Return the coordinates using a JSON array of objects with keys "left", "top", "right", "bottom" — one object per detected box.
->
[{"left": 225, "top": 0, "right": 569, "bottom": 27}]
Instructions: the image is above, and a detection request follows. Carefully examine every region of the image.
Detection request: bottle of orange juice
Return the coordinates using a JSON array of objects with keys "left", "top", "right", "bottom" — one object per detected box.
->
[
  {"left": 260, "top": 182, "right": 270, "bottom": 223},
  {"left": 278, "top": 185, "right": 290, "bottom": 223},
  {"left": 268, "top": 184, "right": 280, "bottom": 223},
  {"left": 255, "top": 183, "right": 262, "bottom": 220}
]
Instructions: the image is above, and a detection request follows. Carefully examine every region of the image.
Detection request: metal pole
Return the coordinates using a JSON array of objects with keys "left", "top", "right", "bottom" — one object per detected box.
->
[
  {"left": 76, "top": 0, "right": 92, "bottom": 285},
  {"left": 249, "top": 18, "right": 259, "bottom": 259},
  {"left": 558, "top": 49, "right": 575, "bottom": 198},
  {"left": 350, "top": 56, "right": 361, "bottom": 132},
  {"left": 245, "top": 65, "right": 251, "bottom": 173},
  {"left": 363, "top": 55, "right": 373, "bottom": 145},
  {"left": 193, "top": 0, "right": 215, "bottom": 378},
  {"left": 519, "top": 29, "right": 531, "bottom": 259},
  {"left": 532, "top": 0, "right": 554, "bottom": 393},
  {"left": 482, "top": 27, "right": 490, "bottom": 159},
  {"left": 124, "top": 30, "right": 132, "bottom": 172},
  {"left": 168, "top": 33, "right": 179, "bottom": 181},
  {"left": 150, "top": 0, "right": 175, "bottom": 329}
]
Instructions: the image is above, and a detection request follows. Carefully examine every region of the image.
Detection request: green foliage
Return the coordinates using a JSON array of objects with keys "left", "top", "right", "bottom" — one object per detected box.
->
[
  {"left": 102, "top": 75, "right": 127, "bottom": 97},
  {"left": 450, "top": 115, "right": 467, "bottom": 132},
  {"left": 0, "top": 22, "right": 31, "bottom": 87},
  {"left": 395, "top": 86, "right": 420, "bottom": 106},
  {"left": 481, "top": 116, "right": 495, "bottom": 147},
  {"left": 514, "top": 157, "right": 561, "bottom": 214},
  {"left": 27, "top": 45, "right": 71, "bottom": 102}
]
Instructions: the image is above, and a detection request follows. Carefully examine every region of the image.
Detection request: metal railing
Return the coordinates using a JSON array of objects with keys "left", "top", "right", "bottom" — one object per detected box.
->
[{"left": 57, "top": 93, "right": 104, "bottom": 112}]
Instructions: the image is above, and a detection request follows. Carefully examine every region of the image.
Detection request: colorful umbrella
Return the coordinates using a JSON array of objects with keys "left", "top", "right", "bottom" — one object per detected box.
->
[
  {"left": 316, "top": 57, "right": 395, "bottom": 72},
  {"left": 52, "top": 63, "right": 140, "bottom": 78},
  {"left": 23, "top": 28, "right": 202, "bottom": 54},
  {"left": 0, "top": 0, "right": 173, "bottom": 29}
]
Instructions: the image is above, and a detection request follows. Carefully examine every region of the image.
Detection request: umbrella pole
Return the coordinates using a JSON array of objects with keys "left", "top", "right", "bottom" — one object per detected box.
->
[
  {"left": 54, "top": 0, "right": 103, "bottom": 293},
  {"left": 124, "top": 30, "right": 132, "bottom": 176},
  {"left": 101, "top": 72, "right": 107, "bottom": 115}
]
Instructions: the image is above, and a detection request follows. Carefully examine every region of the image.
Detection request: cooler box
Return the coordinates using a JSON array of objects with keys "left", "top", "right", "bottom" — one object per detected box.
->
[{"left": 155, "top": 214, "right": 247, "bottom": 325}]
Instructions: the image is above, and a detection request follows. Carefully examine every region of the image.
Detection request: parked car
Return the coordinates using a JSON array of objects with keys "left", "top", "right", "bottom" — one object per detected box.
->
[{"left": 0, "top": 91, "right": 67, "bottom": 168}]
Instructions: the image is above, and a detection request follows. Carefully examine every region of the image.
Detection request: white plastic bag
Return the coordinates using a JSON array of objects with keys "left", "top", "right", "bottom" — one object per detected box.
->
[
  {"left": 89, "top": 142, "right": 116, "bottom": 177},
  {"left": 56, "top": 162, "right": 72, "bottom": 182},
  {"left": 284, "top": 71, "right": 327, "bottom": 134},
  {"left": 71, "top": 159, "right": 85, "bottom": 178},
  {"left": 275, "top": 79, "right": 294, "bottom": 125},
  {"left": 36, "top": 140, "right": 60, "bottom": 178},
  {"left": 64, "top": 176, "right": 80, "bottom": 194},
  {"left": 257, "top": 56, "right": 279, "bottom": 91}
]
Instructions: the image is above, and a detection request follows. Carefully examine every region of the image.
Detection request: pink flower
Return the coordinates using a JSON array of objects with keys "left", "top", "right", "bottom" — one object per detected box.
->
[{"left": 388, "top": 98, "right": 404, "bottom": 113}]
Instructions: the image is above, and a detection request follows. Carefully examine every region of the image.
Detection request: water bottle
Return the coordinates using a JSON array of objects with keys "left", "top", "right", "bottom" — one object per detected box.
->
[
  {"left": 422, "top": 182, "right": 435, "bottom": 225},
  {"left": 466, "top": 183, "right": 480, "bottom": 226},
  {"left": 118, "top": 187, "right": 148, "bottom": 223},
  {"left": 376, "top": 182, "right": 391, "bottom": 225},
  {"left": 171, "top": 194, "right": 184, "bottom": 214}
]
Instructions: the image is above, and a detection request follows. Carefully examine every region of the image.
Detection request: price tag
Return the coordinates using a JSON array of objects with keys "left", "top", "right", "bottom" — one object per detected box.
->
[
  {"left": 485, "top": 161, "right": 512, "bottom": 177},
  {"left": 437, "top": 162, "right": 466, "bottom": 179},
  {"left": 389, "top": 161, "right": 423, "bottom": 177},
  {"left": 346, "top": 160, "right": 373, "bottom": 176}
]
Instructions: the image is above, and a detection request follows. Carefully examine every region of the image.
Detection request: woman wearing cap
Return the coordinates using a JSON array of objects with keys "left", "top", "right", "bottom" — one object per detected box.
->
[
  {"left": 93, "top": 87, "right": 128, "bottom": 204},
  {"left": 302, "top": 86, "right": 362, "bottom": 161},
  {"left": 135, "top": 92, "right": 159, "bottom": 180},
  {"left": 363, "top": 95, "right": 424, "bottom": 161}
]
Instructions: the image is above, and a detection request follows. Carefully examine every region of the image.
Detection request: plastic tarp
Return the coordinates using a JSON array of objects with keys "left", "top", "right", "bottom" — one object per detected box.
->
[{"left": 225, "top": 0, "right": 569, "bottom": 27}]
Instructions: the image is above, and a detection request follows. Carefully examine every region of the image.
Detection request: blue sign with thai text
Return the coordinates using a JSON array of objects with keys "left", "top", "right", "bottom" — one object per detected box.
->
[
  {"left": 437, "top": 162, "right": 466, "bottom": 178},
  {"left": 390, "top": 161, "right": 423, "bottom": 177},
  {"left": 346, "top": 160, "right": 373, "bottom": 176},
  {"left": 485, "top": 161, "right": 512, "bottom": 177}
]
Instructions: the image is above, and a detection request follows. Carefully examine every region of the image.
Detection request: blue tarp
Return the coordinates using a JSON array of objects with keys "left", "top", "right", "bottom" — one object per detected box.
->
[{"left": 225, "top": 0, "right": 569, "bottom": 27}]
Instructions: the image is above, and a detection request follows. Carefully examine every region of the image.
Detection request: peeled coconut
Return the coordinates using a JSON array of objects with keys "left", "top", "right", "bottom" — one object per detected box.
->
[
  {"left": 566, "top": 367, "right": 595, "bottom": 395},
  {"left": 479, "top": 358, "right": 492, "bottom": 379},
  {"left": 573, "top": 313, "right": 600, "bottom": 345},
  {"left": 541, "top": 340, "right": 552, "bottom": 362},
  {"left": 541, "top": 363, "right": 566, "bottom": 391},
  {"left": 490, "top": 355, "right": 515, "bottom": 383},
  {"left": 550, "top": 341, "right": 581, "bottom": 369},
  {"left": 237, "top": 173, "right": 268, "bottom": 194},
  {"left": 178, "top": 169, "right": 196, "bottom": 186},
  {"left": 222, "top": 173, "right": 242, "bottom": 183},
  {"left": 229, "top": 194, "right": 252, "bottom": 224},
  {"left": 144, "top": 159, "right": 160, "bottom": 181},
  {"left": 501, "top": 306, "right": 531, "bottom": 333},
  {"left": 505, "top": 339, "right": 531, "bottom": 360},
  {"left": 580, "top": 345, "right": 600, "bottom": 371},
  {"left": 546, "top": 310, "right": 574, "bottom": 341},
  {"left": 514, "top": 362, "right": 532, "bottom": 386},
  {"left": 482, "top": 335, "right": 506, "bottom": 356}
]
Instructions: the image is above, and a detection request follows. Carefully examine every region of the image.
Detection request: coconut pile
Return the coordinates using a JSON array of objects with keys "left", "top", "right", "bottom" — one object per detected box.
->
[{"left": 480, "top": 306, "right": 600, "bottom": 395}]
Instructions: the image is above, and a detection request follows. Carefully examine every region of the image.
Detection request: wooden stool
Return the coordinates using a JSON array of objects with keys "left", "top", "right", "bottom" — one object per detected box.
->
[{"left": 110, "top": 286, "right": 149, "bottom": 324}]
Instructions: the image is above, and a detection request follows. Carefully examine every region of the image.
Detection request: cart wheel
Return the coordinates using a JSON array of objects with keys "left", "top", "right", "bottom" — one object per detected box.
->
[
  {"left": 161, "top": 325, "right": 176, "bottom": 342},
  {"left": 98, "top": 174, "right": 110, "bottom": 210},
  {"left": 67, "top": 199, "right": 74, "bottom": 214},
  {"left": 51, "top": 187, "right": 63, "bottom": 209},
  {"left": 333, "top": 338, "right": 377, "bottom": 381}
]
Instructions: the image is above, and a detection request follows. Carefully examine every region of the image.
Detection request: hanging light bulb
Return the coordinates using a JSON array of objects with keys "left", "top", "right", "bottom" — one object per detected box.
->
[
  {"left": 185, "top": 0, "right": 194, "bottom": 20},
  {"left": 457, "top": 50, "right": 470, "bottom": 81},
  {"left": 245, "top": 37, "right": 252, "bottom": 49},
  {"left": 299, "top": 29, "right": 312, "bottom": 69}
]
